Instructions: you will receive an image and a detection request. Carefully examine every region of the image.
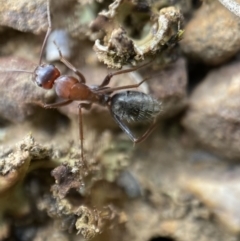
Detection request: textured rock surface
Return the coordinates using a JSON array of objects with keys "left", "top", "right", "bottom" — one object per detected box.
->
[
  {"left": 0, "top": 0, "right": 48, "bottom": 34},
  {"left": 182, "top": 61, "right": 240, "bottom": 159},
  {"left": 0, "top": 57, "right": 55, "bottom": 122},
  {"left": 182, "top": 169, "right": 240, "bottom": 233},
  {"left": 181, "top": 0, "right": 240, "bottom": 65},
  {"left": 1, "top": 0, "right": 240, "bottom": 240}
]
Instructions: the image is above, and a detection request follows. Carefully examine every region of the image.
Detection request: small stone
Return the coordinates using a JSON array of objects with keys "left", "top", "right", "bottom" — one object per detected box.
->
[
  {"left": 182, "top": 60, "right": 240, "bottom": 159},
  {"left": 181, "top": 0, "right": 240, "bottom": 65},
  {"left": 0, "top": 0, "right": 48, "bottom": 34},
  {"left": 182, "top": 168, "right": 240, "bottom": 233}
]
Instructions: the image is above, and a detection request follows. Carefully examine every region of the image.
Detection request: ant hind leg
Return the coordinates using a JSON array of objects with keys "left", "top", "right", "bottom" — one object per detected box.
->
[{"left": 111, "top": 110, "right": 157, "bottom": 144}]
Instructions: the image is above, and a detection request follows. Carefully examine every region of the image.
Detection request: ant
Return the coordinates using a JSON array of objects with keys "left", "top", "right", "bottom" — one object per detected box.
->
[
  {"left": 42, "top": 42, "right": 161, "bottom": 163},
  {"left": 4, "top": 0, "right": 161, "bottom": 164}
]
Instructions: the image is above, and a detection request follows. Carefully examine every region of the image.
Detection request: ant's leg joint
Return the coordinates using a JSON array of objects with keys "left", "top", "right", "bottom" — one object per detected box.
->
[
  {"left": 78, "top": 103, "right": 92, "bottom": 110},
  {"left": 99, "top": 74, "right": 112, "bottom": 88}
]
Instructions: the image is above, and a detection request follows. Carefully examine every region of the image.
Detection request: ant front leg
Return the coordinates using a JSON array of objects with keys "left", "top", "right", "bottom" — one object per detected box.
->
[
  {"left": 53, "top": 41, "right": 86, "bottom": 83},
  {"left": 110, "top": 110, "right": 157, "bottom": 144},
  {"left": 44, "top": 99, "right": 73, "bottom": 108},
  {"left": 27, "top": 99, "right": 73, "bottom": 109}
]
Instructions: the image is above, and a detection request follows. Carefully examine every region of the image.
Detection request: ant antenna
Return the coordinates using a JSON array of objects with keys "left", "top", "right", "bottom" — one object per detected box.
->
[
  {"left": 53, "top": 41, "right": 86, "bottom": 83},
  {"left": 0, "top": 0, "right": 52, "bottom": 75},
  {"left": 3, "top": 69, "right": 33, "bottom": 74},
  {"left": 38, "top": 0, "right": 52, "bottom": 65}
]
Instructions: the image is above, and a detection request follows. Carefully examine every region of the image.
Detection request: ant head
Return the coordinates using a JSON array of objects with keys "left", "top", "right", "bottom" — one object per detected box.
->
[{"left": 33, "top": 64, "right": 60, "bottom": 89}]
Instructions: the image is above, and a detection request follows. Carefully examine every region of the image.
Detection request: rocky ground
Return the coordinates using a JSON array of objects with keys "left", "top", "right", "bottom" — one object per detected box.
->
[{"left": 1, "top": 0, "right": 240, "bottom": 241}]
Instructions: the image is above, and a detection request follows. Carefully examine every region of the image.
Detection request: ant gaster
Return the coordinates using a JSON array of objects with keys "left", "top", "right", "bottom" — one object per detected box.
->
[{"left": 5, "top": 0, "right": 161, "bottom": 163}]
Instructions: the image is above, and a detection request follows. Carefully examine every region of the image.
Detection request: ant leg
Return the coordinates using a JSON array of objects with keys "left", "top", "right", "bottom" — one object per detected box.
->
[
  {"left": 134, "top": 119, "right": 157, "bottom": 143},
  {"left": 78, "top": 103, "right": 92, "bottom": 166},
  {"left": 53, "top": 41, "right": 86, "bottom": 83},
  {"left": 110, "top": 110, "right": 157, "bottom": 143},
  {"left": 27, "top": 99, "right": 72, "bottom": 108},
  {"left": 44, "top": 99, "right": 73, "bottom": 108},
  {"left": 0, "top": 0, "right": 54, "bottom": 74},
  {"left": 99, "top": 61, "right": 153, "bottom": 88},
  {"left": 97, "top": 76, "right": 152, "bottom": 94},
  {"left": 39, "top": 0, "right": 52, "bottom": 65}
]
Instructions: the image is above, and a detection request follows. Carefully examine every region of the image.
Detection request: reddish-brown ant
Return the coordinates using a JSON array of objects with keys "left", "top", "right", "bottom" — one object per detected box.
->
[{"left": 3, "top": 0, "right": 161, "bottom": 163}]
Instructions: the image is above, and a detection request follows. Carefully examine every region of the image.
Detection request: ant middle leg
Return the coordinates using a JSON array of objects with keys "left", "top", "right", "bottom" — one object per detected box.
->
[
  {"left": 78, "top": 103, "right": 92, "bottom": 167},
  {"left": 43, "top": 99, "right": 92, "bottom": 167},
  {"left": 53, "top": 41, "right": 86, "bottom": 83}
]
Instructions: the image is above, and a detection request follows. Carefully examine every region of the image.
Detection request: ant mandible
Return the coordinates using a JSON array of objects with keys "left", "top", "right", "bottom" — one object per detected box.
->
[{"left": 5, "top": 0, "right": 161, "bottom": 163}]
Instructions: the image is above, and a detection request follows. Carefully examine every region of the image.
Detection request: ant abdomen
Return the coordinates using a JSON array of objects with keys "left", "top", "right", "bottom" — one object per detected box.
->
[
  {"left": 34, "top": 64, "right": 60, "bottom": 89},
  {"left": 110, "top": 91, "right": 161, "bottom": 122}
]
